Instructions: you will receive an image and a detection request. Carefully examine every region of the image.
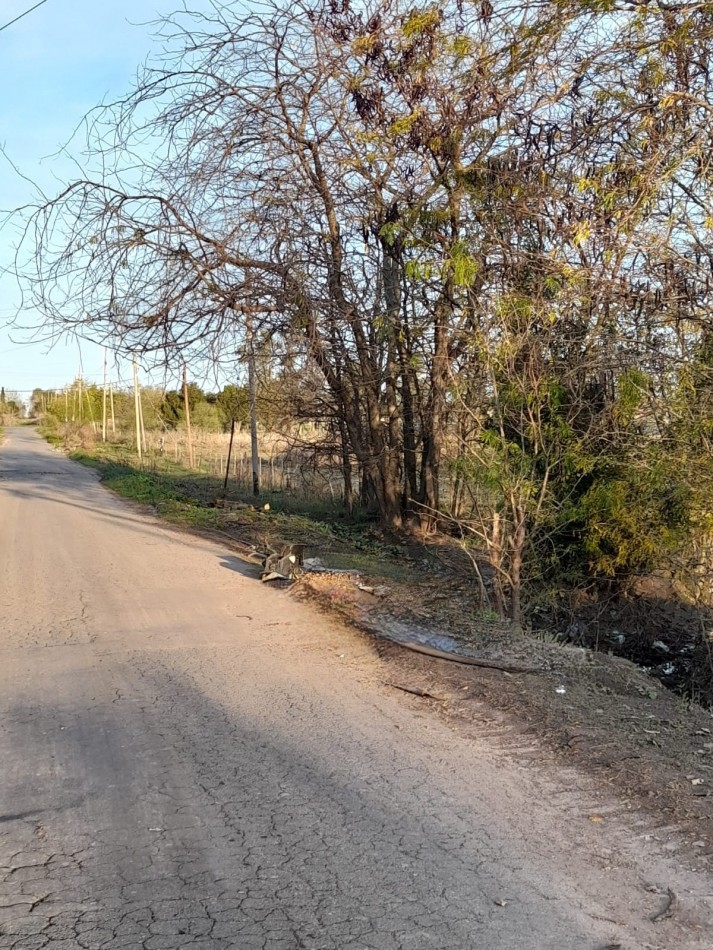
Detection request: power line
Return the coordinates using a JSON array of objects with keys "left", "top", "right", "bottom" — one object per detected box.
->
[{"left": 0, "top": 0, "right": 51, "bottom": 35}]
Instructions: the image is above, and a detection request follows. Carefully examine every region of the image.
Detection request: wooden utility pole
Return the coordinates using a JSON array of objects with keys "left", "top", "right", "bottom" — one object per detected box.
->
[
  {"left": 247, "top": 311, "right": 260, "bottom": 496},
  {"left": 133, "top": 358, "right": 142, "bottom": 461},
  {"left": 64, "top": 390, "right": 68, "bottom": 423},
  {"left": 102, "top": 350, "right": 108, "bottom": 442},
  {"left": 85, "top": 388, "right": 97, "bottom": 434},
  {"left": 182, "top": 365, "right": 195, "bottom": 468},
  {"left": 138, "top": 383, "right": 147, "bottom": 454},
  {"left": 109, "top": 385, "right": 116, "bottom": 434}
]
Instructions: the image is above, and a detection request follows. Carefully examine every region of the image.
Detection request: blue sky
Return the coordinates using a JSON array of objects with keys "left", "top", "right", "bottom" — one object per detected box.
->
[{"left": 0, "top": 0, "right": 188, "bottom": 398}]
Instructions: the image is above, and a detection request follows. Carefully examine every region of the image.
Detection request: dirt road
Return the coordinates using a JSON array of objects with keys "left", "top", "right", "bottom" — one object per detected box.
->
[{"left": 0, "top": 426, "right": 711, "bottom": 950}]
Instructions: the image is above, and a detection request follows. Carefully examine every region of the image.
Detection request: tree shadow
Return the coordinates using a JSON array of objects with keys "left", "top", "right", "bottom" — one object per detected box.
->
[{"left": 0, "top": 810, "right": 42, "bottom": 823}]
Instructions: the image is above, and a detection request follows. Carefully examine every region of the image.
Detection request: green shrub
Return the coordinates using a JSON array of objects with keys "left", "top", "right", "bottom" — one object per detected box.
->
[{"left": 580, "top": 460, "right": 692, "bottom": 576}]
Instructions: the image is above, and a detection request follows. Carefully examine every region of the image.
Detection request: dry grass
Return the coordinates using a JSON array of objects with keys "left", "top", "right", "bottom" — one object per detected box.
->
[{"left": 50, "top": 421, "right": 347, "bottom": 500}]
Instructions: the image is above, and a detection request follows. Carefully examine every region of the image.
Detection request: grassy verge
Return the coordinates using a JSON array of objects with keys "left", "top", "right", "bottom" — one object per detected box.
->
[
  {"left": 60, "top": 438, "right": 413, "bottom": 580},
  {"left": 39, "top": 426, "right": 64, "bottom": 448}
]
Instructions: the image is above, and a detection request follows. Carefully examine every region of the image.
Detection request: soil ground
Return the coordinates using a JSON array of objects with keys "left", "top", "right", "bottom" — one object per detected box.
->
[
  {"left": 50, "top": 431, "right": 713, "bottom": 861},
  {"left": 147, "top": 491, "right": 713, "bottom": 860},
  {"left": 295, "top": 572, "right": 713, "bottom": 854}
]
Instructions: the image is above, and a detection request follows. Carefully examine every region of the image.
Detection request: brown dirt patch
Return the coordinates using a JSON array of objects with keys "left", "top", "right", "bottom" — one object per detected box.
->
[{"left": 295, "top": 569, "right": 713, "bottom": 865}]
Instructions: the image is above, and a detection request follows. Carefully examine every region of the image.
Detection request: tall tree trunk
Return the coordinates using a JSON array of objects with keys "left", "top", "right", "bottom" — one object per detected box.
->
[
  {"left": 510, "top": 502, "right": 527, "bottom": 627},
  {"left": 489, "top": 511, "right": 507, "bottom": 619},
  {"left": 381, "top": 238, "right": 406, "bottom": 526},
  {"left": 247, "top": 311, "right": 260, "bottom": 496},
  {"left": 419, "top": 298, "right": 449, "bottom": 519},
  {"left": 337, "top": 416, "right": 354, "bottom": 515},
  {"left": 397, "top": 337, "right": 419, "bottom": 506}
]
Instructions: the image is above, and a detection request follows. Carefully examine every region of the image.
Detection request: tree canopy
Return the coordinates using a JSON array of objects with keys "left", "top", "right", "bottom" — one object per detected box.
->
[{"left": 18, "top": 0, "right": 713, "bottom": 615}]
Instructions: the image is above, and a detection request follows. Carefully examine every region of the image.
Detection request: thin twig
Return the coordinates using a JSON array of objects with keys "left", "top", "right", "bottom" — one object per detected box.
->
[
  {"left": 651, "top": 888, "right": 678, "bottom": 923},
  {"left": 386, "top": 682, "right": 448, "bottom": 701}
]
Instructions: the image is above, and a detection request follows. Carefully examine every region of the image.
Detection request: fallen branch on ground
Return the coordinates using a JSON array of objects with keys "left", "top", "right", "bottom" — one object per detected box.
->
[
  {"left": 386, "top": 682, "right": 448, "bottom": 701},
  {"left": 386, "top": 639, "right": 550, "bottom": 673},
  {"left": 651, "top": 887, "right": 678, "bottom": 923}
]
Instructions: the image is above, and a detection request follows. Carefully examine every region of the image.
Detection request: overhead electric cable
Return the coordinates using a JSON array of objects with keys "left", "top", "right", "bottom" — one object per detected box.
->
[{"left": 0, "top": 0, "right": 51, "bottom": 35}]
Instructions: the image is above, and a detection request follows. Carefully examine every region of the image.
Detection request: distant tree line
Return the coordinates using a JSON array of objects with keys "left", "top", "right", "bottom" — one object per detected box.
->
[
  {"left": 0, "top": 387, "right": 24, "bottom": 421},
  {"left": 31, "top": 379, "right": 287, "bottom": 433}
]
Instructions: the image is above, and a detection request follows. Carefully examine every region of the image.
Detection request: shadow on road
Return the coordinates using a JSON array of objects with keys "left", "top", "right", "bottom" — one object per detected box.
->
[
  {"left": 0, "top": 811, "right": 43, "bottom": 824},
  {"left": 217, "top": 555, "right": 259, "bottom": 579},
  {"left": 0, "top": 659, "right": 587, "bottom": 949}
]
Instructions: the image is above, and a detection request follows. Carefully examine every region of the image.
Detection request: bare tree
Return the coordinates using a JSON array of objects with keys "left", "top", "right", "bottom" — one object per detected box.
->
[{"left": 17, "top": 0, "right": 713, "bottom": 554}]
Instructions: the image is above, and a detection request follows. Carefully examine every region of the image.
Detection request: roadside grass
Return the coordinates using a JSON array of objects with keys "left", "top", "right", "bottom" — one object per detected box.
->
[
  {"left": 63, "top": 440, "right": 413, "bottom": 580},
  {"left": 40, "top": 427, "right": 64, "bottom": 448}
]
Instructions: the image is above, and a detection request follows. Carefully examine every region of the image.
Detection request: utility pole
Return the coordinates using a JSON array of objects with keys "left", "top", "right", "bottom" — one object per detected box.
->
[
  {"left": 109, "top": 384, "right": 116, "bottom": 435},
  {"left": 133, "top": 358, "right": 142, "bottom": 461},
  {"left": 182, "top": 365, "right": 195, "bottom": 468},
  {"left": 102, "top": 350, "right": 108, "bottom": 442},
  {"left": 247, "top": 311, "right": 260, "bottom": 496},
  {"left": 85, "top": 388, "right": 97, "bottom": 434},
  {"left": 138, "top": 383, "right": 147, "bottom": 454}
]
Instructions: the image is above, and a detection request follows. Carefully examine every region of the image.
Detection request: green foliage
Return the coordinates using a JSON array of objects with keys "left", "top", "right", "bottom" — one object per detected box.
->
[
  {"left": 159, "top": 384, "right": 206, "bottom": 428},
  {"left": 580, "top": 457, "right": 692, "bottom": 576},
  {"left": 159, "top": 391, "right": 183, "bottom": 428},
  {"left": 379, "top": 221, "right": 402, "bottom": 245},
  {"left": 445, "top": 241, "right": 479, "bottom": 288},
  {"left": 189, "top": 400, "right": 222, "bottom": 432},
  {"left": 0, "top": 386, "right": 24, "bottom": 420},
  {"left": 388, "top": 110, "right": 422, "bottom": 138},
  {"left": 103, "top": 469, "right": 177, "bottom": 506},
  {"left": 401, "top": 7, "right": 441, "bottom": 41},
  {"left": 215, "top": 384, "right": 250, "bottom": 428},
  {"left": 404, "top": 259, "right": 435, "bottom": 281},
  {"left": 613, "top": 368, "right": 651, "bottom": 425}
]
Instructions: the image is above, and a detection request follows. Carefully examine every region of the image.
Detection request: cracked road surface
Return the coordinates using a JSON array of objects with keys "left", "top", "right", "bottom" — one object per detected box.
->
[{"left": 1, "top": 426, "right": 712, "bottom": 950}]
